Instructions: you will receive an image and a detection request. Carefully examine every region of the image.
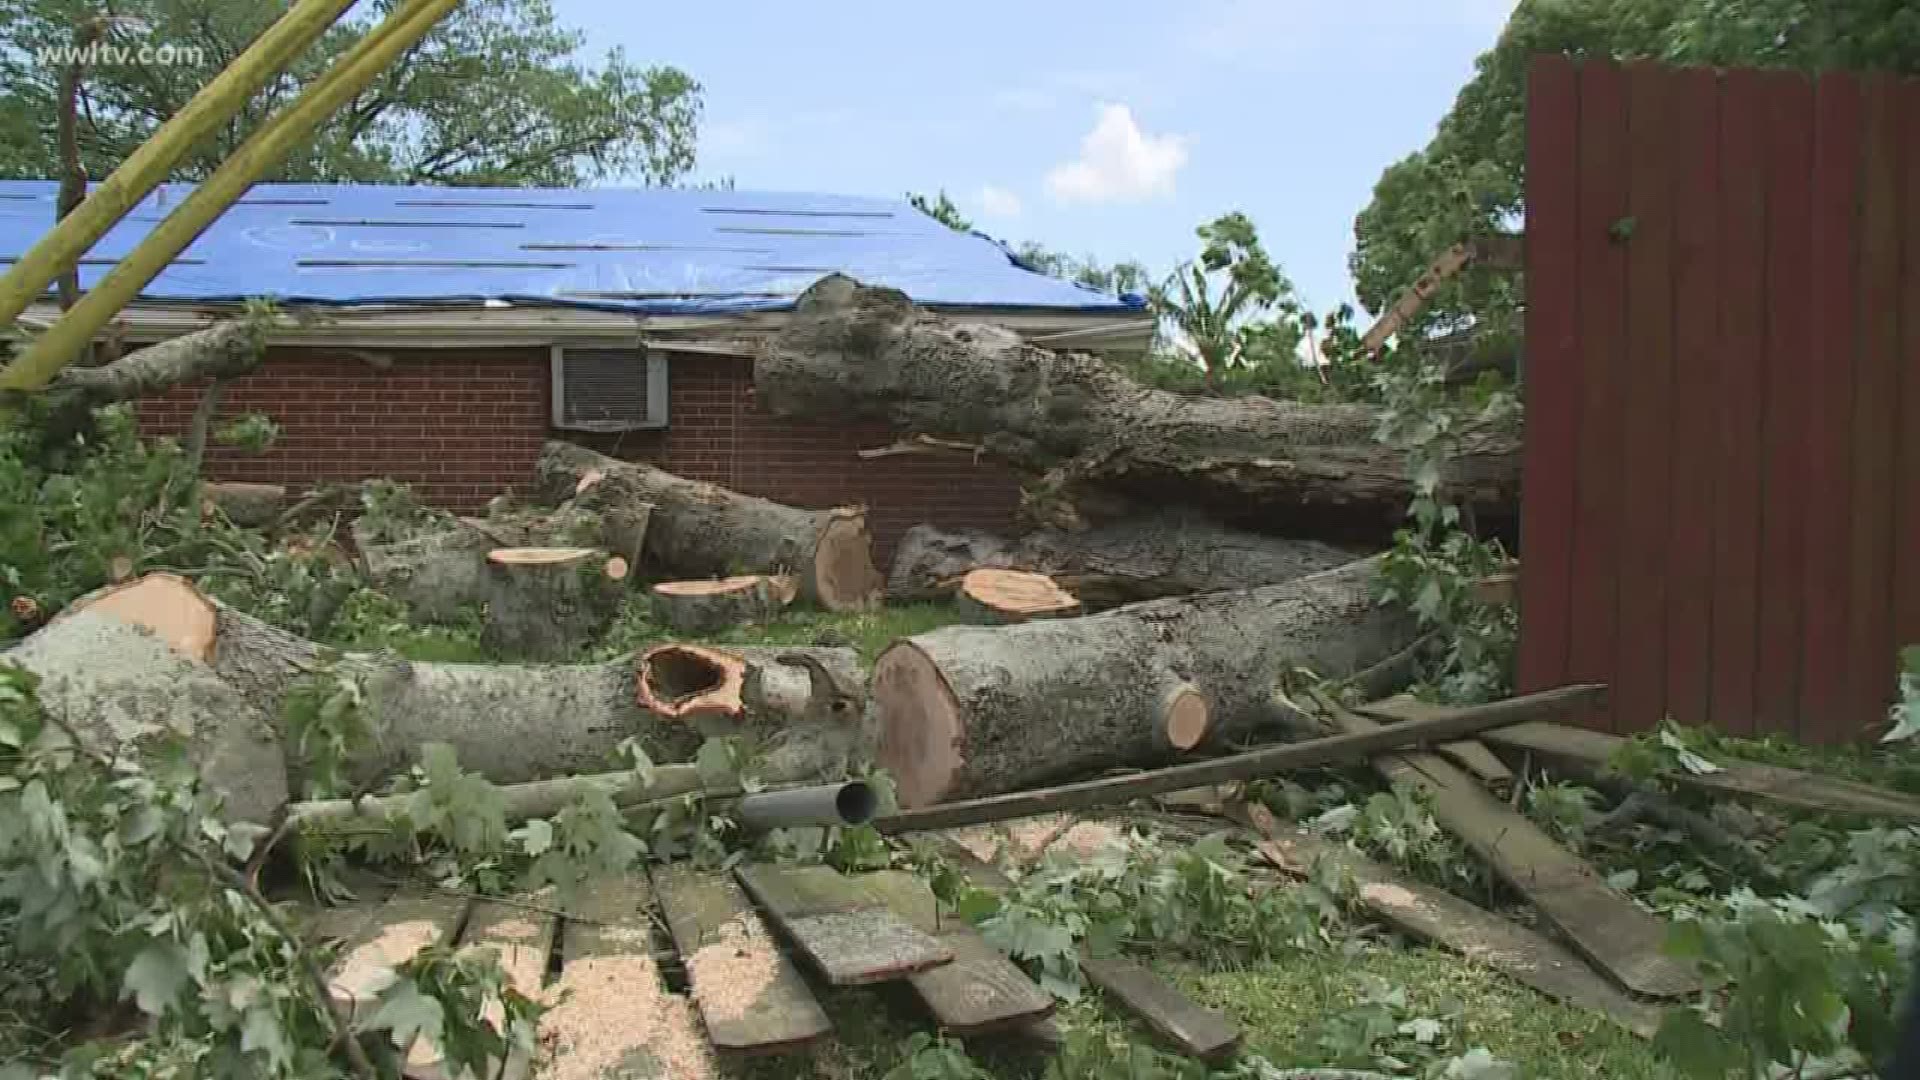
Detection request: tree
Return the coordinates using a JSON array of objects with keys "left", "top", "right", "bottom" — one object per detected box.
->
[
  {"left": 907, "top": 190, "right": 974, "bottom": 232},
  {"left": 0, "top": 0, "right": 703, "bottom": 186},
  {"left": 1153, "top": 212, "right": 1306, "bottom": 392},
  {"left": 1351, "top": 0, "right": 1920, "bottom": 342}
]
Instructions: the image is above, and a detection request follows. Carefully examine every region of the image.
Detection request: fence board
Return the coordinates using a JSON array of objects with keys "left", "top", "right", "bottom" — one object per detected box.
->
[
  {"left": 1565, "top": 61, "right": 1630, "bottom": 733},
  {"left": 1799, "top": 72, "right": 1863, "bottom": 736},
  {"left": 1707, "top": 67, "right": 1771, "bottom": 737},
  {"left": 1752, "top": 69, "right": 1816, "bottom": 739},
  {"left": 1616, "top": 62, "right": 1679, "bottom": 736},
  {"left": 1898, "top": 81, "right": 1920, "bottom": 664},
  {"left": 1664, "top": 66, "right": 1721, "bottom": 728},
  {"left": 1517, "top": 54, "right": 1583, "bottom": 697}
]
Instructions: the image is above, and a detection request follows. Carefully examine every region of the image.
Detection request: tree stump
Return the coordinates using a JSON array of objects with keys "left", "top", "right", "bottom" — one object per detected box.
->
[
  {"left": 955, "top": 568, "right": 1080, "bottom": 624},
  {"left": 650, "top": 575, "right": 793, "bottom": 634},
  {"left": 480, "top": 548, "right": 629, "bottom": 662}
]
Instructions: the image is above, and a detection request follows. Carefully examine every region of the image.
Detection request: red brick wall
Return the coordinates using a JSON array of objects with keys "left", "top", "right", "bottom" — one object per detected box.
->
[{"left": 138, "top": 345, "right": 1021, "bottom": 563}]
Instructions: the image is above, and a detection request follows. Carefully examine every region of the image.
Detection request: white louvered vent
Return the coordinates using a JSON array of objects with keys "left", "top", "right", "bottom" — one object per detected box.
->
[{"left": 550, "top": 346, "right": 668, "bottom": 431}]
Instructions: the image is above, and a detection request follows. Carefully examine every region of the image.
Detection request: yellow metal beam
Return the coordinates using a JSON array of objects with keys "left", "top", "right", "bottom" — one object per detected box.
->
[
  {"left": 0, "top": 0, "right": 359, "bottom": 330},
  {"left": 2, "top": 0, "right": 462, "bottom": 395}
]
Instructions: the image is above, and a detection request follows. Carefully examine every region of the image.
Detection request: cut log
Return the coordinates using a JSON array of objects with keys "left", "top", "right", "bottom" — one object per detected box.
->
[
  {"left": 480, "top": 547, "right": 629, "bottom": 662},
  {"left": 650, "top": 575, "right": 789, "bottom": 634},
  {"left": 872, "top": 557, "right": 1418, "bottom": 808},
  {"left": 202, "top": 481, "right": 286, "bottom": 528},
  {"left": 758, "top": 276, "right": 1520, "bottom": 532},
  {"left": 38, "top": 573, "right": 864, "bottom": 789},
  {"left": 536, "top": 441, "right": 882, "bottom": 611},
  {"left": 887, "top": 517, "right": 1361, "bottom": 607},
  {"left": 956, "top": 568, "right": 1079, "bottom": 623}
]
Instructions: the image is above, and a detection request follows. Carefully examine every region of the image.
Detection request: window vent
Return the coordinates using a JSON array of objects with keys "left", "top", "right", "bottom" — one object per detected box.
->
[{"left": 550, "top": 347, "right": 668, "bottom": 432}]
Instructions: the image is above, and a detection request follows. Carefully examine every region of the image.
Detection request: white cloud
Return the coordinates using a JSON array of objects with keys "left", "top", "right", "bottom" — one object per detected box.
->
[
  {"left": 976, "top": 185, "right": 1023, "bottom": 218},
  {"left": 1045, "top": 104, "right": 1189, "bottom": 204}
]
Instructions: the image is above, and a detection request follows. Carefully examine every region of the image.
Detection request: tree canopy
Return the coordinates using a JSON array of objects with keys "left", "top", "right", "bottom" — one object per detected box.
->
[
  {"left": 0, "top": 0, "right": 703, "bottom": 186},
  {"left": 1351, "top": 0, "right": 1920, "bottom": 341}
]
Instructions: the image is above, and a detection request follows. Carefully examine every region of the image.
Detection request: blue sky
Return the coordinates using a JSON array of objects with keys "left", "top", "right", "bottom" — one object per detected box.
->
[{"left": 551, "top": 0, "right": 1519, "bottom": 316}]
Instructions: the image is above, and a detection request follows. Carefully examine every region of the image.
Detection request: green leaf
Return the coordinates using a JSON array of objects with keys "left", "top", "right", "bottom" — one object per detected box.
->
[
  {"left": 516, "top": 818, "right": 554, "bottom": 858},
  {"left": 695, "top": 739, "right": 735, "bottom": 787},
  {"left": 1654, "top": 1009, "right": 1742, "bottom": 1078},
  {"left": 366, "top": 979, "right": 445, "bottom": 1051},
  {"left": 122, "top": 941, "right": 192, "bottom": 1016}
]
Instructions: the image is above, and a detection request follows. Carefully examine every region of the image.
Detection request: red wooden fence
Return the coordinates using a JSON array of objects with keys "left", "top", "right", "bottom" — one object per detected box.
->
[{"left": 1518, "top": 55, "right": 1920, "bottom": 743}]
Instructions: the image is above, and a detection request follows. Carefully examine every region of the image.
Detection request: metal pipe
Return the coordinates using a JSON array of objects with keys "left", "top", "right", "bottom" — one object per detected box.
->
[{"left": 732, "top": 781, "right": 878, "bottom": 831}]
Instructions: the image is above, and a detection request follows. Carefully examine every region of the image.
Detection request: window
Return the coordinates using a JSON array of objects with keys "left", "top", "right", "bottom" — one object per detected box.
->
[{"left": 550, "top": 346, "right": 668, "bottom": 431}]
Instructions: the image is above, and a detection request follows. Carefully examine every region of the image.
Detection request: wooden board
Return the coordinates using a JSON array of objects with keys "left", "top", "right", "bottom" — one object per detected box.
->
[
  {"left": 536, "top": 876, "right": 717, "bottom": 1080},
  {"left": 1484, "top": 720, "right": 1920, "bottom": 823},
  {"left": 734, "top": 863, "right": 953, "bottom": 986},
  {"left": 857, "top": 869, "right": 1055, "bottom": 1034},
  {"left": 1335, "top": 708, "right": 1699, "bottom": 998},
  {"left": 931, "top": 837, "right": 1240, "bottom": 1061},
  {"left": 1899, "top": 81, "right": 1920, "bottom": 679},
  {"left": 1354, "top": 696, "right": 1513, "bottom": 795},
  {"left": 1235, "top": 803, "right": 1660, "bottom": 1038},
  {"left": 648, "top": 864, "right": 830, "bottom": 1054}
]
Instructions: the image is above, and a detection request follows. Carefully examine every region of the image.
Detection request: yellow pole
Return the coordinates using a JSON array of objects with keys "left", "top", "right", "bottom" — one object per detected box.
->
[
  {"left": 2, "top": 0, "right": 461, "bottom": 394},
  {"left": 0, "top": 0, "right": 359, "bottom": 330}
]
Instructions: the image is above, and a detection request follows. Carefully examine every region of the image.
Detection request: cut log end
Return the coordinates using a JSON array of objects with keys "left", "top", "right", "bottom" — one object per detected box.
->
[
  {"left": 958, "top": 568, "right": 1080, "bottom": 623},
  {"left": 1162, "top": 686, "right": 1210, "bottom": 752},
  {"left": 58, "top": 572, "right": 217, "bottom": 663},
  {"left": 636, "top": 644, "right": 747, "bottom": 720},
  {"left": 485, "top": 546, "right": 600, "bottom": 567},
  {"left": 651, "top": 575, "right": 787, "bottom": 634},
  {"left": 872, "top": 641, "right": 965, "bottom": 810},
  {"left": 812, "top": 510, "right": 883, "bottom": 612}
]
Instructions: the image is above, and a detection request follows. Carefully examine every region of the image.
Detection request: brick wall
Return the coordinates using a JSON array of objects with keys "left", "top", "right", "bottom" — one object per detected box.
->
[{"left": 138, "top": 345, "right": 1021, "bottom": 563}]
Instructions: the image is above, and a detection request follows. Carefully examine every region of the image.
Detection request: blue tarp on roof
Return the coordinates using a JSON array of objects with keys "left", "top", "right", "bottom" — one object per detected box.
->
[{"left": 0, "top": 180, "right": 1147, "bottom": 316}]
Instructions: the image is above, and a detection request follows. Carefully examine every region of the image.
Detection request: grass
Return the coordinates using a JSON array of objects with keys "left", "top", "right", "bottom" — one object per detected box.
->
[{"left": 594, "top": 594, "right": 970, "bottom": 664}]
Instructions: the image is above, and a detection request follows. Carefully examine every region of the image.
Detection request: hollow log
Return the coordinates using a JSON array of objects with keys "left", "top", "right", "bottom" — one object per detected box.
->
[
  {"left": 650, "top": 575, "right": 790, "bottom": 634},
  {"left": 535, "top": 441, "right": 882, "bottom": 612},
  {"left": 757, "top": 277, "right": 1520, "bottom": 533},
  {"left": 871, "top": 558, "right": 1419, "bottom": 808},
  {"left": 480, "top": 547, "right": 629, "bottom": 662},
  {"left": 28, "top": 574, "right": 866, "bottom": 790},
  {"left": 955, "top": 568, "right": 1079, "bottom": 624},
  {"left": 888, "top": 515, "right": 1361, "bottom": 608},
  {"left": 636, "top": 643, "right": 867, "bottom": 781}
]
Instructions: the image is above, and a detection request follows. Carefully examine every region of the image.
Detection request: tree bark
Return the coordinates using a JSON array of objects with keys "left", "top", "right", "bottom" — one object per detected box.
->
[
  {"left": 352, "top": 504, "right": 627, "bottom": 625},
  {"left": 29, "top": 574, "right": 866, "bottom": 792},
  {"left": 870, "top": 557, "right": 1418, "bottom": 808},
  {"left": 535, "top": 441, "right": 883, "bottom": 612},
  {"left": 887, "top": 515, "right": 1363, "bottom": 608},
  {"left": 650, "top": 575, "right": 791, "bottom": 634},
  {"left": 757, "top": 277, "right": 1519, "bottom": 534},
  {"left": 954, "top": 569, "right": 1080, "bottom": 623},
  {"left": 203, "top": 482, "right": 287, "bottom": 528},
  {"left": 479, "top": 547, "right": 629, "bottom": 662}
]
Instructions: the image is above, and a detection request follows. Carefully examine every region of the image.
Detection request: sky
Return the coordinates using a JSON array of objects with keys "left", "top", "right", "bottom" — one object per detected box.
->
[{"left": 551, "top": 0, "right": 1520, "bottom": 317}]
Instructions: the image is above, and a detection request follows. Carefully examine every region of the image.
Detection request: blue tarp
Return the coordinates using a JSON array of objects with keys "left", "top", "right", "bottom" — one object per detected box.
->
[{"left": 0, "top": 180, "right": 1147, "bottom": 316}]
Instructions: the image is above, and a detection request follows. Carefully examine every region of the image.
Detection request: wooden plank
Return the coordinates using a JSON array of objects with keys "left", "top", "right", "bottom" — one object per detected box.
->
[
  {"left": 1799, "top": 71, "right": 1865, "bottom": 742},
  {"left": 1665, "top": 66, "right": 1721, "bottom": 729},
  {"left": 1235, "top": 802, "right": 1661, "bottom": 1039},
  {"left": 856, "top": 870, "right": 1055, "bottom": 1034},
  {"left": 1517, "top": 54, "right": 1584, "bottom": 698},
  {"left": 1335, "top": 708, "right": 1698, "bottom": 998},
  {"left": 1753, "top": 68, "right": 1817, "bottom": 739},
  {"left": 1566, "top": 60, "right": 1631, "bottom": 733},
  {"left": 932, "top": 836, "right": 1240, "bottom": 1061},
  {"left": 1353, "top": 695, "right": 1513, "bottom": 795},
  {"left": 1899, "top": 80, "right": 1920, "bottom": 668},
  {"left": 648, "top": 863, "right": 830, "bottom": 1055},
  {"left": 536, "top": 876, "right": 717, "bottom": 1080},
  {"left": 1847, "top": 75, "right": 1903, "bottom": 739},
  {"left": 1615, "top": 61, "right": 1680, "bottom": 737},
  {"left": 1485, "top": 720, "right": 1920, "bottom": 821},
  {"left": 1707, "top": 67, "right": 1772, "bottom": 737},
  {"left": 734, "top": 863, "right": 953, "bottom": 986}
]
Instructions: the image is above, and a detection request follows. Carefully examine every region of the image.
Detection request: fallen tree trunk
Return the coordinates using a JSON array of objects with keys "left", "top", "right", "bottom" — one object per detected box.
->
[
  {"left": 480, "top": 547, "right": 629, "bottom": 661},
  {"left": 650, "top": 575, "right": 792, "bottom": 634},
  {"left": 202, "top": 482, "right": 286, "bottom": 528},
  {"left": 34, "top": 574, "right": 867, "bottom": 789},
  {"left": 887, "top": 516, "right": 1362, "bottom": 607},
  {"left": 871, "top": 557, "right": 1419, "bottom": 808},
  {"left": 757, "top": 277, "right": 1520, "bottom": 533},
  {"left": 536, "top": 441, "right": 882, "bottom": 612}
]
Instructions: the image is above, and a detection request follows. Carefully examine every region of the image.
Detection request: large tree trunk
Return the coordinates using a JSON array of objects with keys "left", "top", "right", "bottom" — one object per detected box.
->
[
  {"left": 887, "top": 515, "right": 1364, "bottom": 608},
  {"left": 757, "top": 277, "right": 1520, "bottom": 534},
  {"left": 870, "top": 558, "right": 1418, "bottom": 808},
  {"left": 25, "top": 574, "right": 867, "bottom": 793},
  {"left": 479, "top": 547, "right": 629, "bottom": 661},
  {"left": 535, "top": 441, "right": 882, "bottom": 612}
]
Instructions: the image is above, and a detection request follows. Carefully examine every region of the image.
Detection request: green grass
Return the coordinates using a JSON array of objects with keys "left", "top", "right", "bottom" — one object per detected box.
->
[{"left": 595, "top": 595, "right": 969, "bottom": 664}]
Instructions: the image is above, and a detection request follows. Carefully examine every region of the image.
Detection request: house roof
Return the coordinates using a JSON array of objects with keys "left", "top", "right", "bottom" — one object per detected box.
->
[{"left": 0, "top": 180, "right": 1147, "bottom": 317}]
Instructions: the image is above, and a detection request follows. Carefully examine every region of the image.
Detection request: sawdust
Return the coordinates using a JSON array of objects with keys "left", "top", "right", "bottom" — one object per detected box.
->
[
  {"left": 946, "top": 813, "right": 1074, "bottom": 866},
  {"left": 329, "top": 917, "right": 443, "bottom": 1010},
  {"left": 536, "top": 955, "right": 716, "bottom": 1080},
  {"left": 683, "top": 916, "right": 778, "bottom": 1022},
  {"left": 1046, "top": 820, "right": 1127, "bottom": 861}
]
